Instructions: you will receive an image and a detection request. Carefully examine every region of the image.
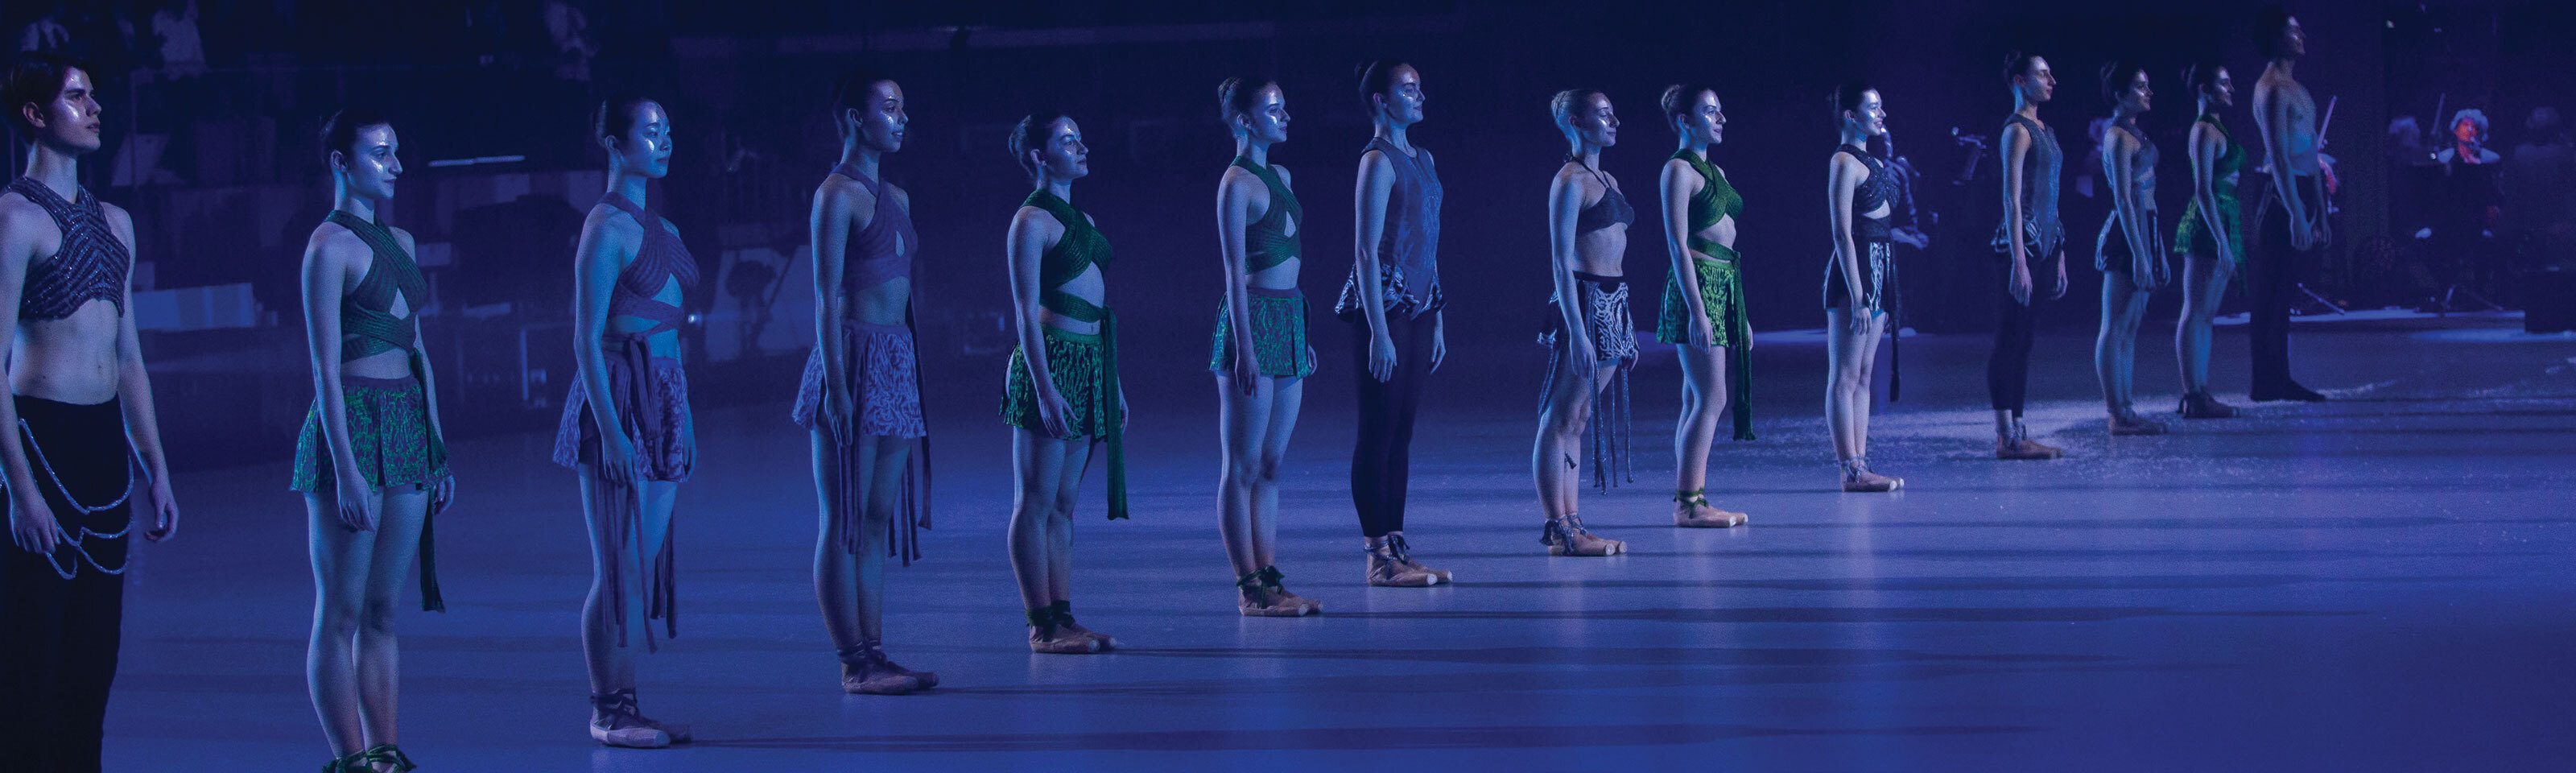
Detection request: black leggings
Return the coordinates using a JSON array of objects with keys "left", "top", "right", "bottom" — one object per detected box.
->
[
  {"left": 1348, "top": 312, "right": 1434, "bottom": 538},
  {"left": 0, "top": 397, "right": 133, "bottom": 773},
  {"left": 1988, "top": 276, "right": 2047, "bottom": 415},
  {"left": 2248, "top": 172, "right": 2318, "bottom": 388}
]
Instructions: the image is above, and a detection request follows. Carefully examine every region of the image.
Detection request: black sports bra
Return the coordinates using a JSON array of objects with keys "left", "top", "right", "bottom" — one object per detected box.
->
[{"left": 1571, "top": 160, "right": 1634, "bottom": 234}]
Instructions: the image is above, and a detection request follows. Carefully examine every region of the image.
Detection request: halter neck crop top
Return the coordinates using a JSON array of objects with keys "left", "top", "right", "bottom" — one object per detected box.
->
[
  {"left": 1232, "top": 157, "right": 1301, "bottom": 271},
  {"left": 830, "top": 163, "right": 916, "bottom": 293},
  {"left": 1671, "top": 149, "right": 1742, "bottom": 257},
  {"left": 2202, "top": 114, "right": 2247, "bottom": 182},
  {"left": 326, "top": 210, "right": 429, "bottom": 359},
  {"left": 1365, "top": 137, "right": 1442, "bottom": 300},
  {"left": 1999, "top": 113, "right": 2066, "bottom": 255},
  {"left": 2103, "top": 122, "right": 2159, "bottom": 204},
  {"left": 600, "top": 191, "right": 697, "bottom": 329},
  {"left": 1837, "top": 144, "right": 1897, "bottom": 244},
  {"left": 1571, "top": 159, "right": 1635, "bottom": 234},
  {"left": 1024, "top": 188, "right": 1113, "bottom": 322},
  {"left": 7, "top": 177, "right": 130, "bottom": 320}
]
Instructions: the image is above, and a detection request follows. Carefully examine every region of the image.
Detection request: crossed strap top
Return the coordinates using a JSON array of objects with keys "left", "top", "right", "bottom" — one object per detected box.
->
[
  {"left": 1996, "top": 113, "right": 2067, "bottom": 256},
  {"left": 1024, "top": 189, "right": 1112, "bottom": 322},
  {"left": 6, "top": 176, "right": 130, "bottom": 320},
  {"left": 1672, "top": 149, "right": 1743, "bottom": 258},
  {"left": 600, "top": 191, "right": 698, "bottom": 341},
  {"left": 1572, "top": 158, "right": 1636, "bottom": 234},
  {"left": 1838, "top": 144, "right": 1897, "bottom": 244},
  {"left": 831, "top": 163, "right": 917, "bottom": 293},
  {"left": 1232, "top": 157, "right": 1301, "bottom": 272},
  {"left": 326, "top": 210, "right": 429, "bottom": 360}
]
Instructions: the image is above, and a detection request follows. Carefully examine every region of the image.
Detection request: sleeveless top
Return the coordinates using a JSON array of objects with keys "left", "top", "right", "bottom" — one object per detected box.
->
[
  {"left": 1024, "top": 189, "right": 1112, "bottom": 322},
  {"left": 1672, "top": 148, "right": 1742, "bottom": 258},
  {"left": 6, "top": 177, "right": 130, "bottom": 320},
  {"left": 2100, "top": 122, "right": 2160, "bottom": 232},
  {"left": 1337, "top": 138, "right": 1444, "bottom": 319},
  {"left": 1231, "top": 157, "right": 1301, "bottom": 272},
  {"left": 830, "top": 163, "right": 916, "bottom": 293},
  {"left": 1837, "top": 144, "right": 1896, "bottom": 244},
  {"left": 325, "top": 210, "right": 428, "bottom": 359},
  {"left": 2174, "top": 114, "right": 2247, "bottom": 258},
  {"left": 1994, "top": 113, "right": 2066, "bottom": 257},
  {"left": 600, "top": 191, "right": 697, "bottom": 340},
  {"left": 1571, "top": 159, "right": 1635, "bottom": 234}
]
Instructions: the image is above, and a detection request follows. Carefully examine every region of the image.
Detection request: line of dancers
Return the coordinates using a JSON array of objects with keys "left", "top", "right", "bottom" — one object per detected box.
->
[{"left": 0, "top": 8, "right": 2339, "bottom": 770}]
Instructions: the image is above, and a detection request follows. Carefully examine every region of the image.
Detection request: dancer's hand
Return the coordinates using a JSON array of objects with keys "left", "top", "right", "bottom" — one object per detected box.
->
[
  {"left": 2008, "top": 259, "right": 2034, "bottom": 305},
  {"left": 1367, "top": 332, "right": 1397, "bottom": 383},
  {"left": 1430, "top": 317, "right": 1448, "bottom": 374},
  {"left": 2289, "top": 219, "right": 2316, "bottom": 252},
  {"left": 1687, "top": 315, "right": 1713, "bottom": 349},
  {"left": 332, "top": 469, "right": 378, "bottom": 532},
  {"left": 8, "top": 491, "right": 60, "bottom": 554},
  {"left": 1118, "top": 387, "right": 1131, "bottom": 432},
  {"left": 144, "top": 476, "right": 180, "bottom": 541},
  {"left": 1034, "top": 386, "right": 1074, "bottom": 438},
  {"left": 1570, "top": 337, "right": 1599, "bottom": 370},
  {"left": 1230, "top": 349, "right": 1261, "bottom": 396},
  {"left": 2051, "top": 253, "right": 2070, "bottom": 300},
  {"left": 824, "top": 386, "right": 856, "bottom": 446},
  {"left": 430, "top": 475, "right": 456, "bottom": 516},
  {"left": 680, "top": 424, "right": 699, "bottom": 474},
  {"left": 2133, "top": 257, "right": 2162, "bottom": 293},
  {"left": 2314, "top": 218, "right": 2332, "bottom": 250},
  {"left": 597, "top": 432, "right": 642, "bottom": 487}
]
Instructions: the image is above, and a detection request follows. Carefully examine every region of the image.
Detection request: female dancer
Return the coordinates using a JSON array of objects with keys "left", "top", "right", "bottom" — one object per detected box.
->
[
  {"left": 1530, "top": 88, "right": 1632, "bottom": 557},
  {"left": 1002, "top": 110, "right": 1126, "bottom": 652},
  {"left": 1653, "top": 84, "right": 1753, "bottom": 527},
  {"left": 1338, "top": 60, "right": 1450, "bottom": 586},
  {"left": 555, "top": 94, "right": 696, "bottom": 748},
  {"left": 794, "top": 71, "right": 937, "bottom": 693},
  {"left": 1210, "top": 77, "right": 1322, "bottom": 614},
  {"left": 292, "top": 109, "right": 454, "bottom": 772},
  {"left": 2173, "top": 62, "right": 2243, "bottom": 419},
  {"left": 1992, "top": 52, "right": 2069, "bottom": 459},
  {"left": 1825, "top": 81, "right": 1902, "bottom": 492},
  {"left": 2094, "top": 63, "right": 2171, "bottom": 435}
]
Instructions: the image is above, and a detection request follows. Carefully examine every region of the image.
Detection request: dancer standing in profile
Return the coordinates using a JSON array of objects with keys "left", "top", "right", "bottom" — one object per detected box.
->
[
  {"left": 1001, "top": 110, "right": 1127, "bottom": 653},
  {"left": 1991, "top": 52, "right": 2070, "bottom": 459},
  {"left": 2092, "top": 63, "right": 2171, "bottom": 436},
  {"left": 556, "top": 94, "right": 698, "bottom": 748},
  {"left": 2174, "top": 62, "right": 2244, "bottom": 419},
  {"left": 1208, "top": 76, "right": 1323, "bottom": 615},
  {"left": 2248, "top": 6, "right": 2329, "bottom": 402},
  {"left": 794, "top": 71, "right": 938, "bottom": 694},
  {"left": 292, "top": 109, "right": 456, "bottom": 773},
  {"left": 1530, "top": 88, "right": 1633, "bottom": 558},
  {"left": 0, "top": 51, "right": 183, "bottom": 773},
  {"left": 1653, "top": 83, "right": 1754, "bottom": 528},
  {"left": 1339, "top": 60, "right": 1451, "bottom": 585},
  {"left": 1824, "top": 81, "right": 1903, "bottom": 492}
]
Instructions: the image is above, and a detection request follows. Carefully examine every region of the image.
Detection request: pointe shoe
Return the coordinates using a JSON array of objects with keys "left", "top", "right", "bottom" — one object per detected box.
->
[
  {"left": 1671, "top": 490, "right": 1748, "bottom": 527},
  {"left": 1541, "top": 516, "right": 1626, "bottom": 556},
  {"left": 1254, "top": 565, "right": 1321, "bottom": 615},
  {"left": 2108, "top": 408, "right": 2169, "bottom": 436},
  {"left": 838, "top": 642, "right": 929, "bottom": 694},
  {"left": 1385, "top": 534, "right": 1451, "bottom": 584},
  {"left": 2178, "top": 391, "right": 2240, "bottom": 419},
  {"left": 1365, "top": 544, "right": 1440, "bottom": 587},
  {"left": 1839, "top": 458, "right": 1904, "bottom": 493},
  {"left": 1995, "top": 420, "right": 2062, "bottom": 460},
  {"left": 1046, "top": 602, "right": 1118, "bottom": 651},
  {"left": 323, "top": 744, "right": 417, "bottom": 773},
  {"left": 589, "top": 689, "right": 679, "bottom": 748},
  {"left": 2250, "top": 380, "right": 2326, "bottom": 403},
  {"left": 1027, "top": 622, "right": 1104, "bottom": 654}
]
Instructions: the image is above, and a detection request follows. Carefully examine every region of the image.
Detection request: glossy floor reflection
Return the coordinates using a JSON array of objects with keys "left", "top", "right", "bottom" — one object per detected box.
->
[{"left": 106, "top": 318, "right": 2574, "bottom": 771}]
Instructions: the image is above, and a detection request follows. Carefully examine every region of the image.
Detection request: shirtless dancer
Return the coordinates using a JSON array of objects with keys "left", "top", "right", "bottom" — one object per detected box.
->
[{"left": 2248, "top": 6, "right": 2329, "bottom": 402}]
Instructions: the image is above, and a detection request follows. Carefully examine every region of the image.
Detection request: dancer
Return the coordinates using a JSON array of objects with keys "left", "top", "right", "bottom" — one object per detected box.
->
[
  {"left": 2174, "top": 62, "right": 2244, "bottom": 418},
  {"left": 1338, "top": 60, "right": 1451, "bottom": 585},
  {"left": 1530, "top": 88, "right": 1631, "bottom": 557},
  {"left": 0, "top": 52, "right": 182, "bottom": 773},
  {"left": 1208, "top": 76, "right": 1323, "bottom": 614},
  {"left": 555, "top": 94, "right": 696, "bottom": 748},
  {"left": 2093, "top": 63, "right": 2171, "bottom": 436},
  {"left": 2248, "top": 7, "right": 2328, "bottom": 401},
  {"left": 1653, "top": 83, "right": 1754, "bottom": 528},
  {"left": 1824, "top": 81, "right": 1902, "bottom": 492},
  {"left": 292, "top": 109, "right": 456, "bottom": 773},
  {"left": 794, "top": 71, "right": 937, "bottom": 693},
  {"left": 1991, "top": 52, "right": 2070, "bottom": 459},
  {"left": 1001, "top": 110, "right": 1126, "bottom": 652}
]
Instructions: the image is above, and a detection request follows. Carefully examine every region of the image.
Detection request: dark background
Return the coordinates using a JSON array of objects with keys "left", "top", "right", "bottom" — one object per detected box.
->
[{"left": 6, "top": 0, "right": 2570, "bottom": 470}]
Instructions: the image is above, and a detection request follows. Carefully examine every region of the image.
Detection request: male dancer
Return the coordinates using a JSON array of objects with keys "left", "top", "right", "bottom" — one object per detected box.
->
[
  {"left": 2249, "top": 7, "right": 2329, "bottom": 401},
  {"left": 1, "top": 52, "right": 183, "bottom": 773}
]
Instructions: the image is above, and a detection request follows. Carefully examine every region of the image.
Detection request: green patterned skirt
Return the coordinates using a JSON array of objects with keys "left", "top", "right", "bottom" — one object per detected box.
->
[
  {"left": 291, "top": 374, "right": 450, "bottom": 492},
  {"left": 1002, "top": 326, "right": 1124, "bottom": 439},
  {"left": 1208, "top": 287, "right": 1315, "bottom": 379},
  {"left": 1656, "top": 250, "right": 1751, "bottom": 349}
]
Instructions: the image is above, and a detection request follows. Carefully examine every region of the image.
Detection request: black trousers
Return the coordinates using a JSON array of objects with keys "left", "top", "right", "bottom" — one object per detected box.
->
[
  {"left": 1348, "top": 312, "right": 1434, "bottom": 538},
  {"left": 0, "top": 396, "right": 133, "bottom": 773},
  {"left": 2249, "top": 172, "right": 2320, "bottom": 388},
  {"left": 1987, "top": 270, "right": 2049, "bottom": 415}
]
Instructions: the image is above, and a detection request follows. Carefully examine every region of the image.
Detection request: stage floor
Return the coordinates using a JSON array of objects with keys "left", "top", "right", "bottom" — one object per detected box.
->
[{"left": 105, "top": 316, "right": 2574, "bottom": 771}]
